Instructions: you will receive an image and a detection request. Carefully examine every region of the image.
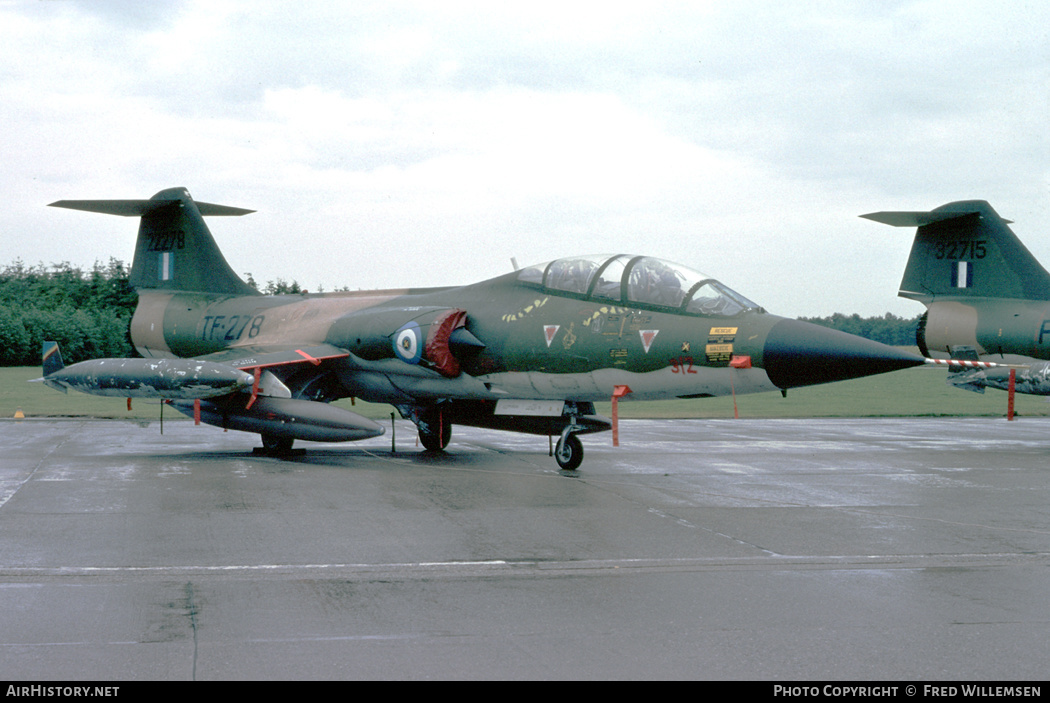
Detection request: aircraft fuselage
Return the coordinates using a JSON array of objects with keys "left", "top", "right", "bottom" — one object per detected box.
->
[
  {"left": 129, "top": 265, "right": 919, "bottom": 409},
  {"left": 131, "top": 280, "right": 787, "bottom": 405},
  {"left": 920, "top": 298, "right": 1050, "bottom": 361}
]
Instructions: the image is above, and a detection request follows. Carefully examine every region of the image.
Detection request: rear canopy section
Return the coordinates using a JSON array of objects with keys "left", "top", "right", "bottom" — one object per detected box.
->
[{"left": 516, "top": 253, "right": 762, "bottom": 316}]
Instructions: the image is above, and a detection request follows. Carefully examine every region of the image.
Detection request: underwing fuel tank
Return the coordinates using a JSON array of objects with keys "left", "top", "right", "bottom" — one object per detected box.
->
[
  {"left": 41, "top": 356, "right": 255, "bottom": 400},
  {"left": 173, "top": 396, "right": 385, "bottom": 443},
  {"left": 948, "top": 360, "right": 1050, "bottom": 396}
]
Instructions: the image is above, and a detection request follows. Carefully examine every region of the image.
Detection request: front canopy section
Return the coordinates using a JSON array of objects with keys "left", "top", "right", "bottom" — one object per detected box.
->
[{"left": 517, "top": 254, "right": 762, "bottom": 316}]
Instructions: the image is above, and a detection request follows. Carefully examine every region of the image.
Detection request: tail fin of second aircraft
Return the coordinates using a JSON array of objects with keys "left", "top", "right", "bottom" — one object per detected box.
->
[
  {"left": 50, "top": 187, "right": 259, "bottom": 296},
  {"left": 862, "top": 200, "right": 1050, "bottom": 303}
]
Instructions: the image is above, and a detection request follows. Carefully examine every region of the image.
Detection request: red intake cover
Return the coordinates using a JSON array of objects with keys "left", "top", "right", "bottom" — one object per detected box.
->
[{"left": 425, "top": 309, "right": 468, "bottom": 377}]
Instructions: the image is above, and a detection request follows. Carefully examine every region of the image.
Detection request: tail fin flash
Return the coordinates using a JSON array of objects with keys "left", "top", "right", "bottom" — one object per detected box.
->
[
  {"left": 42, "top": 341, "right": 64, "bottom": 377},
  {"left": 862, "top": 200, "right": 1050, "bottom": 303},
  {"left": 50, "top": 187, "right": 259, "bottom": 296},
  {"left": 40, "top": 341, "right": 67, "bottom": 392}
]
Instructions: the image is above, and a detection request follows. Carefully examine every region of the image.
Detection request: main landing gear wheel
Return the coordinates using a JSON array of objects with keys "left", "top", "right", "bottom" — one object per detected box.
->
[
  {"left": 260, "top": 433, "right": 294, "bottom": 455},
  {"left": 554, "top": 433, "right": 583, "bottom": 471},
  {"left": 418, "top": 414, "right": 451, "bottom": 451}
]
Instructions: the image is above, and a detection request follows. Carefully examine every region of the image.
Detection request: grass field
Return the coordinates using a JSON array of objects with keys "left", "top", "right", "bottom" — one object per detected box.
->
[
  {"left": 598, "top": 365, "right": 1050, "bottom": 419},
  {"left": 4, "top": 351, "right": 1047, "bottom": 422}
]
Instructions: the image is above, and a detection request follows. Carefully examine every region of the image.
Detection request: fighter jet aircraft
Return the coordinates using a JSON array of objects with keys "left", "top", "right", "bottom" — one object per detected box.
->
[
  {"left": 44, "top": 187, "right": 927, "bottom": 469},
  {"left": 863, "top": 200, "right": 1050, "bottom": 396}
]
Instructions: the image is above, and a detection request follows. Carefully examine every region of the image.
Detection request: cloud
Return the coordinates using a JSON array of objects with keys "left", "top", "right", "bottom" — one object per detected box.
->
[{"left": 2, "top": 1, "right": 1048, "bottom": 317}]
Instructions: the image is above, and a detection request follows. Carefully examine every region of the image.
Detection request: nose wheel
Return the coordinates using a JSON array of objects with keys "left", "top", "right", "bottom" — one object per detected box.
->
[{"left": 554, "top": 431, "right": 584, "bottom": 471}]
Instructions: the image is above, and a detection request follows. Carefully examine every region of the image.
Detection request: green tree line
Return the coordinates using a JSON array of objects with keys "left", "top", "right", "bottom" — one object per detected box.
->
[
  {"left": 0, "top": 260, "right": 313, "bottom": 366},
  {"left": 0, "top": 259, "right": 138, "bottom": 366},
  {"left": 798, "top": 312, "right": 921, "bottom": 347}
]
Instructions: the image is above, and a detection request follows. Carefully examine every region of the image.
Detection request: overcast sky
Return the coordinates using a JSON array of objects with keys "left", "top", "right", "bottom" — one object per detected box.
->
[{"left": 2, "top": 1, "right": 1047, "bottom": 317}]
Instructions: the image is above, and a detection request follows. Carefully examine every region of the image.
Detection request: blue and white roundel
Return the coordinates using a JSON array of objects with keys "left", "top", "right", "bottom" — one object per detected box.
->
[{"left": 393, "top": 322, "right": 423, "bottom": 365}]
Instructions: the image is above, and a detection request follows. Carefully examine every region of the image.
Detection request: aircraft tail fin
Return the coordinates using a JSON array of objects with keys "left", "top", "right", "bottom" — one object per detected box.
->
[
  {"left": 38, "top": 341, "right": 67, "bottom": 392},
  {"left": 861, "top": 200, "right": 1050, "bottom": 303},
  {"left": 42, "top": 341, "right": 64, "bottom": 376},
  {"left": 50, "top": 187, "right": 259, "bottom": 296}
]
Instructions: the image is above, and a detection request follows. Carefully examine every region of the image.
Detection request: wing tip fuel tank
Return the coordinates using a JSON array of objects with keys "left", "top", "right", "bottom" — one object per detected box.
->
[{"left": 41, "top": 357, "right": 256, "bottom": 400}]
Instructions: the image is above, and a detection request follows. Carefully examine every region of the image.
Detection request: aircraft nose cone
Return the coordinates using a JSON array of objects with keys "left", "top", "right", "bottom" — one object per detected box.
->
[{"left": 763, "top": 318, "right": 924, "bottom": 390}]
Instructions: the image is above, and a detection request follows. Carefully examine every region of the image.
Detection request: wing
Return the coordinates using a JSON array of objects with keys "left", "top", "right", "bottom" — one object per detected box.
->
[
  {"left": 194, "top": 343, "right": 351, "bottom": 407},
  {"left": 196, "top": 343, "right": 350, "bottom": 370}
]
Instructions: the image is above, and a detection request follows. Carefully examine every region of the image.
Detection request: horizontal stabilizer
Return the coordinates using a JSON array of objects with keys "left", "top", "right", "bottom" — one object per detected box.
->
[
  {"left": 50, "top": 187, "right": 258, "bottom": 295},
  {"left": 49, "top": 199, "right": 254, "bottom": 217},
  {"left": 862, "top": 199, "right": 1045, "bottom": 302},
  {"left": 861, "top": 207, "right": 1012, "bottom": 227},
  {"left": 861, "top": 210, "right": 973, "bottom": 227}
]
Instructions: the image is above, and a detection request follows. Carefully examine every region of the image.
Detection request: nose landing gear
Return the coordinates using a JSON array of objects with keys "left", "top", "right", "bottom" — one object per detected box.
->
[{"left": 554, "top": 424, "right": 584, "bottom": 471}]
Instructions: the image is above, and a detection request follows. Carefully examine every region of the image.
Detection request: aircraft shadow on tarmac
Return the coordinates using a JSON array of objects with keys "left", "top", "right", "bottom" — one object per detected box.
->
[{"left": 143, "top": 441, "right": 550, "bottom": 471}]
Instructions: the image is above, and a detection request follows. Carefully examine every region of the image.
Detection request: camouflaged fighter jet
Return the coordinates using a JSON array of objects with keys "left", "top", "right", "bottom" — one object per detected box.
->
[
  {"left": 47, "top": 187, "right": 925, "bottom": 469},
  {"left": 863, "top": 201, "right": 1050, "bottom": 397}
]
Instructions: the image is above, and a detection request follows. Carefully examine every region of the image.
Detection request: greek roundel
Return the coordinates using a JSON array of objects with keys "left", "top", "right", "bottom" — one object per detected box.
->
[{"left": 393, "top": 321, "right": 423, "bottom": 364}]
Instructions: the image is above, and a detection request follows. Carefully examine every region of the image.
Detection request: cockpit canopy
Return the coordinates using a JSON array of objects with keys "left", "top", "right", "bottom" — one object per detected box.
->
[{"left": 517, "top": 254, "right": 761, "bottom": 316}]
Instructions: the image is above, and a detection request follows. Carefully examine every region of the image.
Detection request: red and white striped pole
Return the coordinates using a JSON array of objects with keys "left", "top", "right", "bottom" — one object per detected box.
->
[{"left": 923, "top": 358, "right": 1014, "bottom": 369}]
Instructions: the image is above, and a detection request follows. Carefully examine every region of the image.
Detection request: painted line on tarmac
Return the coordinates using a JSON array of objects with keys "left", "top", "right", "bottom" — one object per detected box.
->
[{"left": 3, "top": 552, "right": 1049, "bottom": 582}]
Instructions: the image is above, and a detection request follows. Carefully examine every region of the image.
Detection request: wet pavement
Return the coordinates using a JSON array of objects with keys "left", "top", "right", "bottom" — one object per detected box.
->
[{"left": 1, "top": 416, "right": 1048, "bottom": 680}]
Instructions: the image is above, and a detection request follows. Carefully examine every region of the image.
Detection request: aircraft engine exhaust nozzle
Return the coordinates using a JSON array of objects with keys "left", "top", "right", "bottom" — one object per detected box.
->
[
  {"left": 762, "top": 318, "right": 925, "bottom": 390},
  {"left": 174, "top": 396, "right": 385, "bottom": 443}
]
